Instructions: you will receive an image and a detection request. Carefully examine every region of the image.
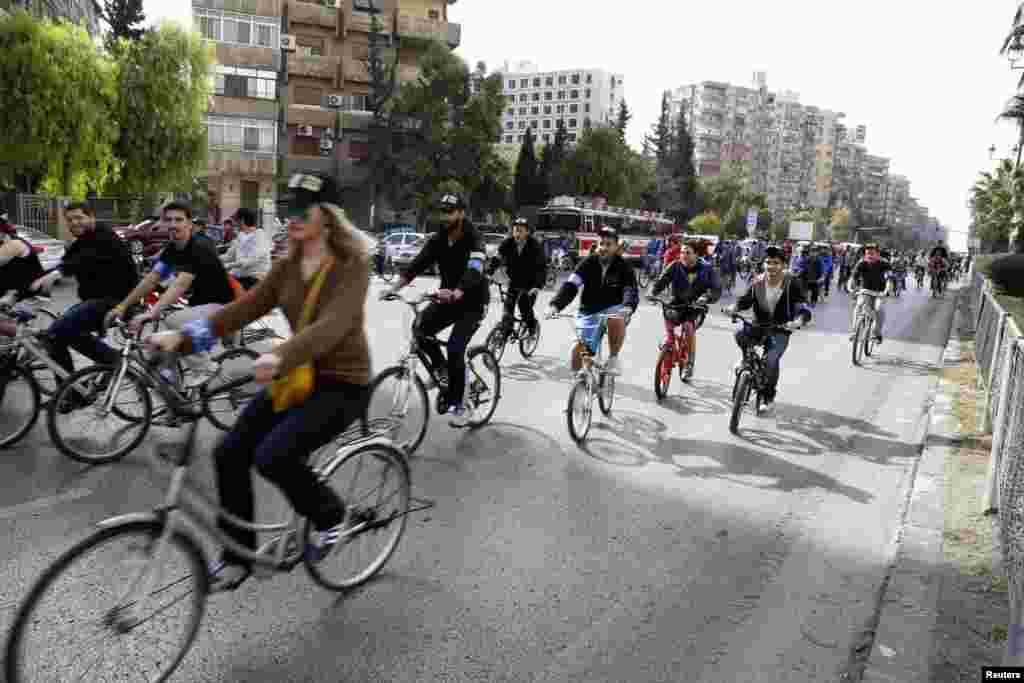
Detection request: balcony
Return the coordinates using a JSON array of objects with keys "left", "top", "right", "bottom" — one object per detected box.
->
[
  {"left": 289, "top": 54, "right": 340, "bottom": 82},
  {"left": 193, "top": 0, "right": 281, "bottom": 16},
  {"left": 395, "top": 12, "right": 446, "bottom": 41},
  {"left": 287, "top": 0, "right": 337, "bottom": 28},
  {"left": 206, "top": 150, "right": 277, "bottom": 177},
  {"left": 213, "top": 43, "right": 279, "bottom": 70},
  {"left": 343, "top": 59, "right": 370, "bottom": 83},
  {"left": 287, "top": 106, "right": 336, "bottom": 127},
  {"left": 344, "top": 9, "right": 377, "bottom": 34},
  {"left": 209, "top": 96, "right": 278, "bottom": 119}
]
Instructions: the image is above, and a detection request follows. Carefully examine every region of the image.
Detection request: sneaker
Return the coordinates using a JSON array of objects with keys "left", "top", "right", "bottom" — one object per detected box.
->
[
  {"left": 448, "top": 403, "right": 473, "bottom": 428},
  {"left": 683, "top": 358, "right": 694, "bottom": 381},
  {"left": 604, "top": 355, "right": 621, "bottom": 376},
  {"left": 874, "top": 333, "right": 883, "bottom": 344},
  {"left": 305, "top": 518, "right": 350, "bottom": 563},
  {"left": 760, "top": 398, "right": 775, "bottom": 415},
  {"left": 429, "top": 369, "right": 449, "bottom": 391},
  {"left": 209, "top": 561, "right": 251, "bottom": 592}
]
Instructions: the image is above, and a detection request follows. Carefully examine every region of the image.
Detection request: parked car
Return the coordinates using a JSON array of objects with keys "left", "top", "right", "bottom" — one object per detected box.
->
[
  {"left": 12, "top": 225, "right": 66, "bottom": 271},
  {"left": 380, "top": 232, "right": 424, "bottom": 260},
  {"left": 114, "top": 217, "right": 170, "bottom": 258},
  {"left": 391, "top": 234, "right": 428, "bottom": 270}
]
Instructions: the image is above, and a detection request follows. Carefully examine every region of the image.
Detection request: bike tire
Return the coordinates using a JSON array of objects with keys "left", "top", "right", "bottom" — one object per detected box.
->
[
  {"left": 366, "top": 365, "right": 429, "bottom": 456},
  {"left": 519, "top": 321, "right": 541, "bottom": 359},
  {"left": 864, "top": 325, "right": 876, "bottom": 357},
  {"left": 729, "top": 371, "right": 751, "bottom": 434},
  {"left": 598, "top": 371, "right": 615, "bottom": 416},
  {"left": 380, "top": 259, "right": 395, "bottom": 283},
  {"left": 4, "top": 519, "right": 208, "bottom": 683},
  {"left": 852, "top": 319, "right": 864, "bottom": 366},
  {"left": 201, "top": 348, "right": 261, "bottom": 431},
  {"left": 466, "top": 346, "right": 500, "bottom": 428},
  {"left": 0, "top": 362, "right": 41, "bottom": 448},
  {"left": 566, "top": 376, "right": 592, "bottom": 443},
  {"left": 47, "top": 365, "right": 154, "bottom": 465},
  {"left": 654, "top": 347, "right": 673, "bottom": 401},
  {"left": 637, "top": 267, "right": 650, "bottom": 289},
  {"left": 484, "top": 326, "right": 507, "bottom": 363}
]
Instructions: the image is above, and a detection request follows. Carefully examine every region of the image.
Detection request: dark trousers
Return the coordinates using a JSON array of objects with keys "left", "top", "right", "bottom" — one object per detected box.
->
[
  {"left": 501, "top": 288, "right": 538, "bottom": 329},
  {"left": 417, "top": 302, "right": 483, "bottom": 409},
  {"left": 215, "top": 382, "right": 368, "bottom": 567},
  {"left": 734, "top": 327, "right": 790, "bottom": 401},
  {"left": 805, "top": 280, "right": 820, "bottom": 305},
  {"left": 47, "top": 298, "right": 120, "bottom": 373},
  {"left": 822, "top": 272, "right": 832, "bottom": 296}
]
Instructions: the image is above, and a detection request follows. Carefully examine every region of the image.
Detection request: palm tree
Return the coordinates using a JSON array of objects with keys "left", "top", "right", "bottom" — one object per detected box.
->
[
  {"left": 1001, "top": 3, "right": 1024, "bottom": 87},
  {"left": 998, "top": 94, "right": 1024, "bottom": 168},
  {"left": 971, "top": 160, "right": 1024, "bottom": 249}
]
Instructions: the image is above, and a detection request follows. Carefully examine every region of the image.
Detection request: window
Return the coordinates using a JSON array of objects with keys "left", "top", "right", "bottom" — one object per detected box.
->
[
  {"left": 571, "top": 74, "right": 580, "bottom": 84},
  {"left": 558, "top": 75, "right": 566, "bottom": 84},
  {"left": 520, "top": 78, "right": 528, "bottom": 87},
  {"left": 297, "top": 36, "right": 324, "bottom": 57},
  {"left": 533, "top": 77, "right": 541, "bottom": 87},
  {"left": 569, "top": 103, "right": 579, "bottom": 113},
  {"left": 583, "top": 117, "right": 591, "bottom": 128},
  {"left": 532, "top": 92, "right": 539, "bottom": 102},
  {"left": 544, "top": 91, "right": 552, "bottom": 101},
  {"left": 569, "top": 118, "right": 577, "bottom": 128},
  {"left": 353, "top": 0, "right": 381, "bottom": 12},
  {"left": 427, "top": 8, "right": 440, "bottom": 19},
  {"left": 194, "top": 8, "right": 278, "bottom": 48},
  {"left": 531, "top": 106, "right": 539, "bottom": 115},
  {"left": 558, "top": 90, "right": 565, "bottom": 100},
  {"left": 556, "top": 104, "right": 564, "bottom": 113},
  {"left": 543, "top": 105, "right": 551, "bottom": 114},
  {"left": 519, "top": 106, "right": 527, "bottom": 115},
  {"left": 545, "top": 76, "right": 553, "bottom": 86},
  {"left": 508, "top": 80, "right": 515, "bottom": 89},
  {"left": 197, "top": 13, "right": 221, "bottom": 40},
  {"left": 517, "top": 135, "right": 524, "bottom": 142},
  {"left": 585, "top": 88, "right": 591, "bottom": 98},
  {"left": 205, "top": 115, "right": 276, "bottom": 155},
  {"left": 293, "top": 85, "right": 322, "bottom": 106},
  {"left": 584, "top": 103, "right": 590, "bottom": 113},
  {"left": 568, "top": 133, "right": 577, "bottom": 142},
  {"left": 543, "top": 119, "right": 551, "bottom": 129},
  {"left": 586, "top": 74, "right": 592, "bottom": 83},
  {"left": 570, "top": 90, "right": 579, "bottom": 99},
  {"left": 542, "top": 133, "right": 550, "bottom": 142},
  {"left": 505, "top": 121, "right": 513, "bottom": 129},
  {"left": 519, "top": 94, "right": 527, "bottom": 103},
  {"left": 505, "top": 135, "right": 514, "bottom": 143},
  {"left": 530, "top": 120, "right": 538, "bottom": 129},
  {"left": 518, "top": 121, "right": 525, "bottom": 129}
]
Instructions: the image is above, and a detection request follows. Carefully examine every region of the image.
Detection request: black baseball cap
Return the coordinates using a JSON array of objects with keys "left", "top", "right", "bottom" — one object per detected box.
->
[
  {"left": 283, "top": 173, "right": 340, "bottom": 215},
  {"left": 764, "top": 246, "right": 784, "bottom": 259},
  {"left": 437, "top": 193, "right": 466, "bottom": 211}
]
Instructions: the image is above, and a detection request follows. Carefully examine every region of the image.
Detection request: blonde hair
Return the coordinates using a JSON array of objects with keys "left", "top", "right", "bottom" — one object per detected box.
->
[{"left": 288, "top": 203, "right": 375, "bottom": 269}]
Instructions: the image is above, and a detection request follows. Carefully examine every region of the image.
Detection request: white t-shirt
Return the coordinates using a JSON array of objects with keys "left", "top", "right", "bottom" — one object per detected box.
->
[{"left": 762, "top": 280, "right": 783, "bottom": 314}]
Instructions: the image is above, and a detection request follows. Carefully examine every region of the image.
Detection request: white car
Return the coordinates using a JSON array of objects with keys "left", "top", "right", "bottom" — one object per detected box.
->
[
  {"left": 380, "top": 232, "right": 425, "bottom": 260},
  {"left": 482, "top": 232, "right": 506, "bottom": 259}
]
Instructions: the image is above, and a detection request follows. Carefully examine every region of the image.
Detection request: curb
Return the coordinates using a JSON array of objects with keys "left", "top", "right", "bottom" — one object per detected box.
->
[{"left": 859, "top": 289, "right": 969, "bottom": 682}]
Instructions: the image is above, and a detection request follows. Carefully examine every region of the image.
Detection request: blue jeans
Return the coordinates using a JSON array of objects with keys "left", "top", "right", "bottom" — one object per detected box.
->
[
  {"left": 734, "top": 325, "right": 790, "bottom": 400},
  {"left": 215, "top": 381, "right": 368, "bottom": 567},
  {"left": 47, "top": 298, "right": 120, "bottom": 373}
]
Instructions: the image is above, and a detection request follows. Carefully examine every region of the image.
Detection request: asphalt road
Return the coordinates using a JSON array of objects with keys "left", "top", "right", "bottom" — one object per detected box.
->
[{"left": 0, "top": 273, "right": 958, "bottom": 682}]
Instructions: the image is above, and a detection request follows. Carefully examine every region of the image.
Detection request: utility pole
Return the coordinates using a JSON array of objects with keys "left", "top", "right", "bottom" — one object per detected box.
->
[{"left": 278, "top": 15, "right": 295, "bottom": 224}]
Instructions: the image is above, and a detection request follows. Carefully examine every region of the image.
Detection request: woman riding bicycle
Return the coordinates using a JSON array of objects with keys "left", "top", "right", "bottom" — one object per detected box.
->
[{"left": 147, "top": 172, "right": 375, "bottom": 592}]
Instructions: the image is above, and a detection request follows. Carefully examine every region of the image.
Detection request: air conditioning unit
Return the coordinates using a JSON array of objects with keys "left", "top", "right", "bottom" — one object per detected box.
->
[
  {"left": 297, "top": 125, "right": 314, "bottom": 137},
  {"left": 319, "top": 138, "right": 334, "bottom": 150},
  {"left": 281, "top": 34, "right": 297, "bottom": 52},
  {"left": 326, "top": 93, "right": 345, "bottom": 109}
]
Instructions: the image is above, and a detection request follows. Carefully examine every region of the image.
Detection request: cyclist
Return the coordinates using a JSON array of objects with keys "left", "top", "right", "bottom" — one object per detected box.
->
[
  {"left": 546, "top": 226, "right": 638, "bottom": 376},
  {"left": 220, "top": 207, "right": 271, "bottom": 290},
  {"left": 649, "top": 240, "right": 722, "bottom": 381},
  {"left": 928, "top": 251, "right": 948, "bottom": 292},
  {"left": 0, "top": 218, "right": 46, "bottom": 337},
  {"left": 792, "top": 246, "right": 822, "bottom": 306},
  {"left": 488, "top": 217, "right": 546, "bottom": 338},
  {"left": 723, "top": 246, "right": 811, "bottom": 412},
  {"left": 914, "top": 251, "right": 927, "bottom": 288},
  {"left": 29, "top": 201, "right": 139, "bottom": 374},
  {"left": 147, "top": 172, "right": 375, "bottom": 592},
  {"left": 383, "top": 192, "right": 489, "bottom": 427},
  {"left": 848, "top": 243, "right": 891, "bottom": 344},
  {"left": 718, "top": 239, "right": 738, "bottom": 291},
  {"left": 818, "top": 245, "right": 834, "bottom": 299},
  {"left": 109, "top": 201, "right": 236, "bottom": 384},
  {"left": 929, "top": 240, "right": 950, "bottom": 262},
  {"left": 662, "top": 234, "right": 682, "bottom": 268}
]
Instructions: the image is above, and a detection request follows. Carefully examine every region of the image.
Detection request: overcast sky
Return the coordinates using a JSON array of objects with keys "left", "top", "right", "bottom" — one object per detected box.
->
[{"left": 144, "top": 0, "right": 1023, "bottom": 250}]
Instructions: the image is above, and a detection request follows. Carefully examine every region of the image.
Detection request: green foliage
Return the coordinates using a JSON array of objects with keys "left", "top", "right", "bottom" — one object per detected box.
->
[
  {"left": 615, "top": 100, "right": 631, "bottom": 141},
  {"left": 688, "top": 211, "right": 723, "bottom": 236},
  {"left": 698, "top": 161, "right": 765, "bottom": 237},
  {"left": 970, "top": 159, "right": 1024, "bottom": 248},
  {"left": 102, "top": 0, "right": 146, "bottom": 53},
  {"left": 0, "top": 11, "right": 120, "bottom": 196},
  {"left": 563, "top": 127, "right": 634, "bottom": 203},
  {"left": 513, "top": 127, "right": 540, "bottom": 208}
]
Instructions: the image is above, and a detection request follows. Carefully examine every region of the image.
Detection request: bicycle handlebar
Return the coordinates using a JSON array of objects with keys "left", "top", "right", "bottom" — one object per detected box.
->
[
  {"left": 647, "top": 297, "right": 709, "bottom": 313},
  {"left": 724, "top": 309, "right": 799, "bottom": 332}
]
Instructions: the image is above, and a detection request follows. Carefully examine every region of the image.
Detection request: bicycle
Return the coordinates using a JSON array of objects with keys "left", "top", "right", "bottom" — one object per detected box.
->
[
  {"left": 46, "top": 319, "right": 261, "bottom": 464},
  {"left": 369, "top": 291, "right": 501, "bottom": 456},
  {"left": 850, "top": 288, "right": 884, "bottom": 366},
  {"left": 726, "top": 311, "right": 800, "bottom": 434},
  {"left": 649, "top": 299, "right": 708, "bottom": 401},
  {"left": 483, "top": 284, "right": 541, "bottom": 362},
  {"left": 720, "top": 268, "right": 736, "bottom": 295},
  {"left": 550, "top": 310, "right": 619, "bottom": 444},
  {"left": 914, "top": 266, "right": 925, "bottom": 289},
  {"left": 4, "top": 380, "right": 411, "bottom": 683},
  {"left": 930, "top": 268, "right": 946, "bottom": 298}
]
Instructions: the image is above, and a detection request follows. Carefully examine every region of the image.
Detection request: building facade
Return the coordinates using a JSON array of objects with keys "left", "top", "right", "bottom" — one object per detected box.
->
[
  {"left": 496, "top": 60, "right": 626, "bottom": 147},
  {"left": 3, "top": 0, "right": 100, "bottom": 33},
  {"left": 193, "top": 0, "right": 461, "bottom": 227}
]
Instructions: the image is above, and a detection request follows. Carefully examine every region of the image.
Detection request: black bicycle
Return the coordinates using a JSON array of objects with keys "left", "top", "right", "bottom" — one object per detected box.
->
[
  {"left": 726, "top": 312, "right": 800, "bottom": 434},
  {"left": 484, "top": 284, "right": 541, "bottom": 362}
]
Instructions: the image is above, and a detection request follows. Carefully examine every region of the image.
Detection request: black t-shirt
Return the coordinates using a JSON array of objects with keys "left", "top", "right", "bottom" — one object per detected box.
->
[
  {"left": 155, "top": 237, "right": 235, "bottom": 306},
  {"left": 0, "top": 238, "right": 44, "bottom": 298}
]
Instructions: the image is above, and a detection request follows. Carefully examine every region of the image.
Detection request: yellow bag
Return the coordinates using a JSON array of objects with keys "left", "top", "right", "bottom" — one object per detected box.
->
[{"left": 269, "top": 256, "right": 335, "bottom": 412}]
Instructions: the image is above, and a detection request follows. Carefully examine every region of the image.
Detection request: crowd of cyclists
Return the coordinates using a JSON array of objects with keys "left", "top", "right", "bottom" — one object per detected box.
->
[{"left": 0, "top": 175, "right": 970, "bottom": 594}]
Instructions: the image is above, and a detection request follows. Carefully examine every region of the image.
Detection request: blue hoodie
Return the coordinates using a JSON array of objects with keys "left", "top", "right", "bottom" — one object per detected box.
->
[{"left": 818, "top": 253, "right": 833, "bottom": 276}]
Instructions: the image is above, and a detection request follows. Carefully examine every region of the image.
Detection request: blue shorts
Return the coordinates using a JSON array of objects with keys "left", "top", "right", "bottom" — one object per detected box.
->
[{"left": 575, "top": 305, "right": 627, "bottom": 355}]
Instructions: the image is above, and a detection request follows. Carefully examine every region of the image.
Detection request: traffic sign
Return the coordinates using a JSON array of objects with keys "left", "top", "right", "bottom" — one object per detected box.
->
[{"left": 746, "top": 209, "right": 758, "bottom": 230}]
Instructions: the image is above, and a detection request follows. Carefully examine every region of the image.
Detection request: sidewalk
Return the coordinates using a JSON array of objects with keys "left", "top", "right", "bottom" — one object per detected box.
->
[{"left": 854, "top": 286, "right": 1009, "bottom": 682}]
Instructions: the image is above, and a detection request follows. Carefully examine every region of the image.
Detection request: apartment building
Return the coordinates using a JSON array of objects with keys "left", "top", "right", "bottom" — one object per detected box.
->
[
  {"left": 193, "top": 0, "right": 461, "bottom": 226},
  {"left": 5, "top": 0, "right": 100, "bottom": 33},
  {"left": 496, "top": 60, "right": 626, "bottom": 147}
]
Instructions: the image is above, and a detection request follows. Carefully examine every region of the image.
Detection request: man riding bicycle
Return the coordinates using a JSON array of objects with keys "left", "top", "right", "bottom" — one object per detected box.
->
[
  {"left": 724, "top": 246, "right": 811, "bottom": 412},
  {"left": 546, "top": 227, "right": 638, "bottom": 376},
  {"left": 384, "top": 192, "right": 489, "bottom": 427},
  {"left": 488, "top": 217, "right": 546, "bottom": 339},
  {"left": 928, "top": 252, "right": 948, "bottom": 292},
  {"left": 848, "top": 243, "right": 891, "bottom": 344},
  {"left": 649, "top": 240, "right": 722, "bottom": 381}
]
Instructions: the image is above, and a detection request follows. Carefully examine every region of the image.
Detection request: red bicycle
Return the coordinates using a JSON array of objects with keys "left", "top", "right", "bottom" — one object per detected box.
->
[{"left": 649, "top": 299, "right": 708, "bottom": 401}]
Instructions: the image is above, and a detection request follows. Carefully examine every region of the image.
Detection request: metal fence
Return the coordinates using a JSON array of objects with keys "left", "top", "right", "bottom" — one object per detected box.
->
[{"left": 969, "top": 267, "right": 1024, "bottom": 663}]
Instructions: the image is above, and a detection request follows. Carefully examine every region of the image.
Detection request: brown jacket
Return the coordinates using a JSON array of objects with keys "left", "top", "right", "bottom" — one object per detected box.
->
[{"left": 196, "top": 254, "right": 371, "bottom": 385}]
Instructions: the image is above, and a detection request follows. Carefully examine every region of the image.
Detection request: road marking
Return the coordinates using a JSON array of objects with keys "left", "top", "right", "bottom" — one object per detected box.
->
[{"left": 0, "top": 488, "right": 93, "bottom": 521}]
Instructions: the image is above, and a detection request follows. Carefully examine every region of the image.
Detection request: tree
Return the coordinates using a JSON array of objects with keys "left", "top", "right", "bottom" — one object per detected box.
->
[
  {"left": 615, "top": 100, "right": 632, "bottom": 141},
  {"left": 970, "top": 159, "right": 1024, "bottom": 249},
  {"left": 997, "top": 94, "right": 1024, "bottom": 168},
  {"left": 102, "top": 0, "right": 146, "bottom": 53},
  {"left": 644, "top": 92, "right": 673, "bottom": 165},
  {"left": 564, "top": 127, "right": 635, "bottom": 203},
  {"left": 688, "top": 211, "right": 723, "bottom": 237},
  {"left": 538, "top": 120, "right": 570, "bottom": 199},
  {"left": 0, "top": 11, "right": 119, "bottom": 195},
  {"left": 661, "top": 106, "right": 698, "bottom": 222},
  {"left": 513, "top": 127, "right": 540, "bottom": 208},
  {"left": 1000, "top": 4, "right": 1024, "bottom": 88},
  {"left": 109, "top": 24, "right": 213, "bottom": 195}
]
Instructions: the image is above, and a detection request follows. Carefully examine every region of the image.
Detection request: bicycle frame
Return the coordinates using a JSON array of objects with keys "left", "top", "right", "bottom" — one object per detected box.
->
[{"left": 852, "top": 290, "right": 882, "bottom": 334}]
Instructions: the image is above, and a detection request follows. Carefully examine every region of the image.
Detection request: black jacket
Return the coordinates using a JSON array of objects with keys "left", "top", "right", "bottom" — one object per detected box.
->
[
  {"left": 735, "top": 274, "right": 811, "bottom": 328},
  {"left": 551, "top": 254, "right": 638, "bottom": 315},
  {"left": 491, "top": 236, "right": 547, "bottom": 290},
  {"left": 404, "top": 221, "right": 489, "bottom": 311},
  {"left": 651, "top": 258, "right": 722, "bottom": 305},
  {"left": 59, "top": 225, "right": 139, "bottom": 302},
  {"left": 850, "top": 259, "right": 891, "bottom": 292}
]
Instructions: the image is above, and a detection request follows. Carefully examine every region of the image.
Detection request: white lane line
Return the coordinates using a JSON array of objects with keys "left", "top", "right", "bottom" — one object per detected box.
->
[{"left": 0, "top": 488, "right": 94, "bottom": 521}]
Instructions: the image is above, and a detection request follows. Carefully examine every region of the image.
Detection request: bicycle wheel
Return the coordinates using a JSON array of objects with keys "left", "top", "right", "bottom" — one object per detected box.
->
[
  {"left": 864, "top": 322, "right": 876, "bottom": 357},
  {"left": 380, "top": 259, "right": 396, "bottom": 283},
  {"left": 851, "top": 319, "right": 864, "bottom": 366},
  {"left": 0, "top": 362, "right": 41, "bottom": 448},
  {"left": 654, "top": 346, "right": 673, "bottom": 401},
  {"left": 484, "top": 325, "right": 507, "bottom": 363},
  {"left": 47, "top": 365, "right": 153, "bottom": 464},
  {"left": 545, "top": 269, "right": 556, "bottom": 289},
  {"left": 23, "top": 308, "right": 59, "bottom": 396},
  {"left": 303, "top": 441, "right": 410, "bottom": 590},
  {"left": 4, "top": 520, "right": 208, "bottom": 683},
  {"left": 598, "top": 370, "right": 615, "bottom": 416},
  {"left": 637, "top": 266, "right": 650, "bottom": 289},
  {"left": 366, "top": 365, "right": 429, "bottom": 456},
  {"left": 519, "top": 320, "right": 541, "bottom": 358},
  {"left": 466, "top": 346, "right": 500, "bottom": 428},
  {"left": 729, "top": 371, "right": 751, "bottom": 434},
  {"left": 566, "top": 377, "right": 592, "bottom": 443},
  {"left": 201, "top": 348, "right": 261, "bottom": 431}
]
